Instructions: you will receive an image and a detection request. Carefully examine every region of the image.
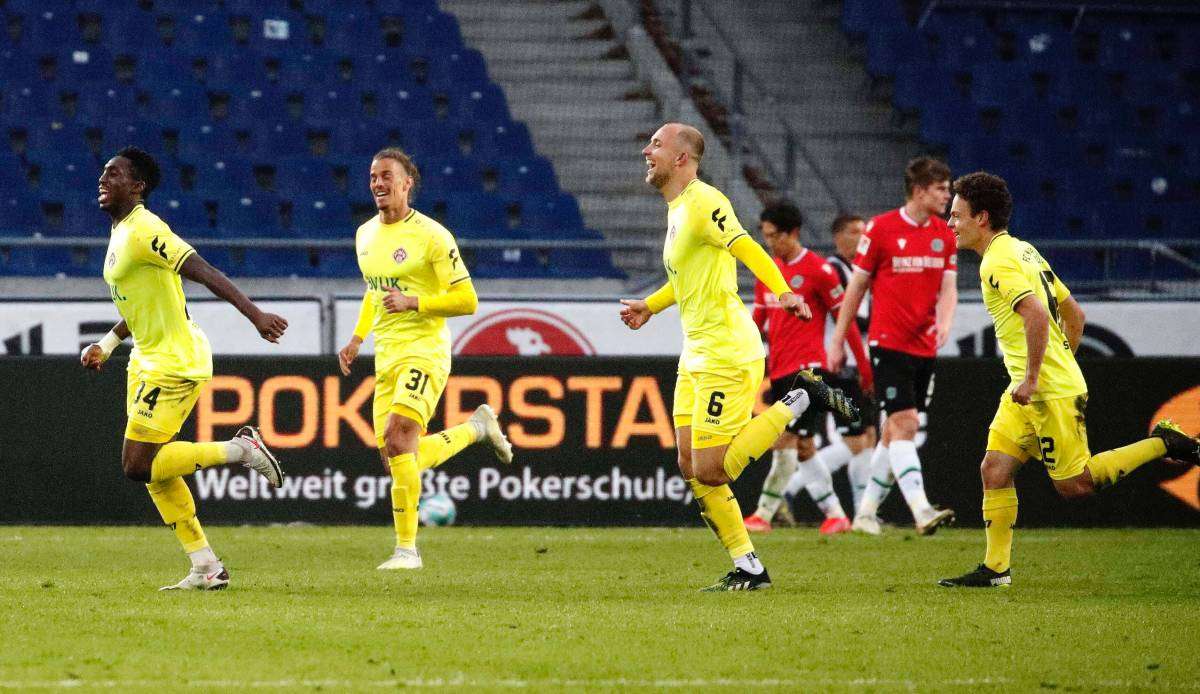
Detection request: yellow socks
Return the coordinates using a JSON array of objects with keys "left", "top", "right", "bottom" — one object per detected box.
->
[
  {"left": 389, "top": 453, "right": 420, "bottom": 550},
  {"left": 1085, "top": 438, "right": 1167, "bottom": 487},
  {"left": 149, "top": 441, "right": 228, "bottom": 483},
  {"left": 689, "top": 479, "right": 754, "bottom": 558},
  {"left": 417, "top": 422, "right": 478, "bottom": 471},
  {"left": 982, "top": 487, "right": 1018, "bottom": 573},
  {"left": 146, "top": 477, "right": 208, "bottom": 553},
  {"left": 721, "top": 402, "right": 792, "bottom": 481}
]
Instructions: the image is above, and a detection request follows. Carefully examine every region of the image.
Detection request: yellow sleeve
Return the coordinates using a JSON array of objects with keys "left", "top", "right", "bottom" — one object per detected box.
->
[
  {"left": 985, "top": 253, "right": 1036, "bottom": 311},
  {"left": 352, "top": 291, "right": 377, "bottom": 340},
  {"left": 694, "top": 189, "right": 749, "bottom": 249},
  {"left": 133, "top": 219, "right": 195, "bottom": 273},
  {"left": 644, "top": 282, "right": 676, "bottom": 314},
  {"left": 729, "top": 235, "right": 789, "bottom": 297},
  {"left": 418, "top": 278, "right": 478, "bottom": 317},
  {"left": 431, "top": 229, "right": 471, "bottom": 288}
]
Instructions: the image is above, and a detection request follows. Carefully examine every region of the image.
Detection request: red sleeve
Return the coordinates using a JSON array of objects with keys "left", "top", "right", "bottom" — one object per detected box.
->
[
  {"left": 846, "top": 320, "right": 872, "bottom": 383},
  {"left": 817, "top": 262, "right": 843, "bottom": 311},
  {"left": 752, "top": 279, "right": 767, "bottom": 333},
  {"left": 852, "top": 225, "right": 881, "bottom": 275}
]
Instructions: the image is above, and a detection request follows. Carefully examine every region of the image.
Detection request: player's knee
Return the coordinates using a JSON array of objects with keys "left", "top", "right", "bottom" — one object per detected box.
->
[
  {"left": 979, "top": 458, "right": 1013, "bottom": 489},
  {"left": 796, "top": 437, "right": 817, "bottom": 460},
  {"left": 694, "top": 465, "right": 728, "bottom": 487},
  {"left": 887, "top": 412, "right": 920, "bottom": 440},
  {"left": 121, "top": 456, "right": 151, "bottom": 483}
]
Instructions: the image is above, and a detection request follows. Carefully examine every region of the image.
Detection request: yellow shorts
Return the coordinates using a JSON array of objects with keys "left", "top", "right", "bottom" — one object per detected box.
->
[
  {"left": 125, "top": 370, "right": 208, "bottom": 444},
  {"left": 373, "top": 356, "right": 448, "bottom": 445},
  {"left": 673, "top": 359, "right": 765, "bottom": 449},
  {"left": 987, "top": 391, "right": 1091, "bottom": 480}
]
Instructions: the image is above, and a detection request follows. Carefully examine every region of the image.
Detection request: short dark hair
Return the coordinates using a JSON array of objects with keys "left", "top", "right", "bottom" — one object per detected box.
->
[
  {"left": 953, "top": 171, "right": 1013, "bottom": 231},
  {"left": 760, "top": 200, "right": 803, "bottom": 234},
  {"left": 904, "top": 156, "right": 951, "bottom": 198},
  {"left": 372, "top": 147, "right": 421, "bottom": 198},
  {"left": 830, "top": 213, "right": 864, "bottom": 237},
  {"left": 115, "top": 146, "right": 160, "bottom": 199}
]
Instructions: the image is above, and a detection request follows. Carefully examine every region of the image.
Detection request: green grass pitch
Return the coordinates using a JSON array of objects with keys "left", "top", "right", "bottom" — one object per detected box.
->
[{"left": 2, "top": 526, "right": 1198, "bottom": 691}]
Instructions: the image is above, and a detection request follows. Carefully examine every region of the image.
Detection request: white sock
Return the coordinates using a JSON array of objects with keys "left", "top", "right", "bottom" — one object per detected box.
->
[
  {"left": 755, "top": 449, "right": 798, "bottom": 520},
  {"left": 818, "top": 440, "right": 853, "bottom": 474},
  {"left": 800, "top": 452, "right": 846, "bottom": 519},
  {"left": 889, "top": 439, "right": 934, "bottom": 519},
  {"left": 848, "top": 447, "right": 873, "bottom": 511},
  {"left": 188, "top": 546, "right": 219, "bottom": 569},
  {"left": 856, "top": 443, "right": 893, "bottom": 518},
  {"left": 733, "top": 551, "right": 764, "bottom": 575},
  {"left": 781, "top": 388, "right": 810, "bottom": 418}
]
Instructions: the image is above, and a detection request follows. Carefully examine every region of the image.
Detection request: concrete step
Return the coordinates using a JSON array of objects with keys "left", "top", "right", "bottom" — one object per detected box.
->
[
  {"left": 471, "top": 39, "right": 620, "bottom": 62},
  {"left": 510, "top": 99, "right": 657, "bottom": 121},
  {"left": 505, "top": 81, "right": 644, "bottom": 103},
  {"left": 441, "top": 0, "right": 593, "bottom": 22},
  {"left": 576, "top": 193, "right": 661, "bottom": 217},
  {"left": 487, "top": 59, "right": 634, "bottom": 81},
  {"left": 459, "top": 19, "right": 608, "bottom": 41}
]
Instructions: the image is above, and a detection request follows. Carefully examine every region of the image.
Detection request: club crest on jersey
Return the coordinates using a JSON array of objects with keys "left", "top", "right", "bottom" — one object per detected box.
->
[
  {"left": 392, "top": 247, "right": 408, "bottom": 264},
  {"left": 897, "top": 238, "right": 908, "bottom": 250},
  {"left": 790, "top": 275, "right": 804, "bottom": 289},
  {"left": 931, "top": 238, "right": 945, "bottom": 252}
]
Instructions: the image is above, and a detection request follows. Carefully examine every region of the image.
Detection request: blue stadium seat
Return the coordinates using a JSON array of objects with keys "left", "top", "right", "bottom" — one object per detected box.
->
[
  {"left": 104, "top": 119, "right": 168, "bottom": 159},
  {"left": 274, "top": 157, "right": 341, "bottom": 199},
  {"left": 442, "top": 82, "right": 511, "bottom": 124},
  {"left": 0, "top": 193, "right": 44, "bottom": 234},
  {"left": 375, "top": 84, "right": 439, "bottom": 123},
  {"left": 290, "top": 197, "right": 353, "bottom": 235},
  {"left": 241, "top": 248, "right": 317, "bottom": 276},
  {"left": 398, "top": 11, "right": 463, "bottom": 54},
  {"left": 191, "top": 158, "right": 257, "bottom": 201},
  {"left": 166, "top": 10, "right": 235, "bottom": 54},
  {"left": 59, "top": 198, "right": 106, "bottom": 237},
  {"left": 421, "top": 157, "right": 482, "bottom": 195},
  {"left": 176, "top": 124, "right": 241, "bottom": 164},
  {"left": 0, "top": 247, "right": 76, "bottom": 276},
  {"left": 4, "top": 85, "right": 54, "bottom": 122},
  {"left": 919, "top": 11, "right": 997, "bottom": 66},
  {"left": 402, "top": 121, "right": 462, "bottom": 163},
  {"left": 72, "top": 84, "right": 143, "bottom": 123},
  {"left": 841, "top": 0, "right": 904, "bottom": 38},
  {"left": 547, "top": 249, "right": 625, "bottom": 279},
  {"left": 151, "top": 84, "right": 210, "bottom": 123},
  {"left": 214, "top": 193, "right": 285, "bottom": 238},
  {"left": 468, "top": 120, "right": 534, "bottom": 161},
  {"left": 329, "top": 119, "right": 391, "bottom": 157},
  {"left": 424, "top": 49, "right": 489, "bottom": 87},
  {"left": 35, "top": 159, "right": 96, "bottom": 195},
  {"left": 969, "top": 64, "right": 1037, "bottom": 110},
  {"left": 314, "top": 248, "right": 359, "bottom": 277},
  {"left": 226, "top": 86, "right": 287, "bottom": 127},
  {"left": 494, "top": 157, "right": 558, "bottom": 197},
  {"left": 244, "top": 120, "right": 312, "bottom": 159},
  {"left": 155, "top": 194, "right": 212, "bottom": 236},
  {"left": 517, "top": 193, "right": 584, "bottom": 233},
  {"left": 46, "top": 47, "right": 114, "bottom": 86},
  {"left": 866, "top": 27, "right": 924, "bottom": 79},
  {"left": 470, "top": 250, "right": 549, "bottom": 279},
  {"left": 18, "top": 10, "right": 78, "bottom": 49},
  {"left": 278, "top": 54, "right": 342, "bottom": 88},
  {"left": 203, "top": 52, "right": 268, "bottom": 91},
  {"left": 443, "top": 192, "right": 508, "bottom": 235},
  {"left": 24, "top": 125, "right": 92, "bottom": 162}
]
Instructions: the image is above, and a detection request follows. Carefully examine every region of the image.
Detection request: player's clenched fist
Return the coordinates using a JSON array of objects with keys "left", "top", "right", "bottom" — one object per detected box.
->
[
  {"left": 253, "top": 311, "right": 289, "bottom": 343},
  {"left": 777, "top": 291, "right": 812, "bottom": 321},
  {"left": 619, "top": 299, "right": 652, "bottom": 330},
  {"left": 80, "top": 343, "right": 107, "bottom": 370}
]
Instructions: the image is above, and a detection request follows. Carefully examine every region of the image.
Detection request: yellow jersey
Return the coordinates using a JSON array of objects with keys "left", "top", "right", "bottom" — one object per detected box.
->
[
  {"left": 356, "top": 208, "right": 469, "bottom": 371},
  {"left": 663, "top": 179, "right": 764, "bottom": 372},
  {"left": 102, "top": 204, "right": 212, "bottom": 380},
  {"left": 979, "top": 232, "right": 1086, "bottom": 401}
]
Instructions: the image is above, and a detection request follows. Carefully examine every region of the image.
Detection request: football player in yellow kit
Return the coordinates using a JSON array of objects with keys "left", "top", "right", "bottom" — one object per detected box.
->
[
  {"left": 620, "top": 123, "right": 859, "bottom": 591},
  {"left": 338, "top": 149, "right": 513, "bottom": 570},
  {"left": 940, "top": 171, "right": 1200, "bottom": 588},
  {"left": 81, "top": 147, "right": 290, "bottom": 591}
]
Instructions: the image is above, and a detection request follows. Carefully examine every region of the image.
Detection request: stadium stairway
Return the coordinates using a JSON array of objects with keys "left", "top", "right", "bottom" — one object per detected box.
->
[
  {"left": 441, "top": 0, "right": 663, "bottom": 275},
  {"left": 666, "top": 0, "right": 924, "bottom": 236}
]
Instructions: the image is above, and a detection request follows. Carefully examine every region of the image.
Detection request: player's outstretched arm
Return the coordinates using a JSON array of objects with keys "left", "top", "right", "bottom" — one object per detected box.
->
[
  {"left": 620, "top": 282, "right": 674, "bottom": 330},
  {"left": 828, "top": 271, "right": 870, "bottom": 372},
  {"left": 1011, "top": 294, "right": 1050, "bottom": 405},
  {"left": 1059, "top": 296, "right": 1085, "bottom": 354},
  {"left": 180, "top": 254, "right": 288, "bottom": 343},
  {"left": 728, "top": 236, "right": 810, "bottom": 320},
  {"left": 80, "top": 319, "right": 130, "bottom": 371}
]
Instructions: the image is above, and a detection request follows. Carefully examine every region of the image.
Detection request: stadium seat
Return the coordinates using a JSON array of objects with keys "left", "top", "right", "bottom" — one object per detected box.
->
[
  {"left": 214, "top": 193, "right": 285, "bottom": 237},
  {"left": 443, "top": 192, "right": 508, "bottom": 235},
  {"left": 314, "top": 247, "right": 359, "bottom": 277},
  {"left": 274, "top": 157, "right": 341, "bottom": 199},
  {"left": 547, "top": 249, "right": 626, "bottom": 279},
  {"left": 155, "top": 194, "right": 213, "bottom": 236},
  {"left": 467, "top": 120, "right": 535, "bottom": 161},
  {"left": 421, "top": 157, "right": 483, "bottom": 195},
  {"left": 516, "top": 193, "right": 584, "bottom": 233},
  {"left": 494, "top": 157, "right": 558, "bottom": 197},
  {"left": 290, "top": 197, "right": 353, "bottom": 235},
  {"left": 0, "top": 193, "right": 44, "bottom": 234},
  {"left": 241, "top": 247, "right": 317, "bottom": 276}
]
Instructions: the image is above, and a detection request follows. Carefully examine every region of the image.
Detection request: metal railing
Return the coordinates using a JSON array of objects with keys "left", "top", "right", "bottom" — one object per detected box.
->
[
  {"left": 919, "top": 0, "right": 1200, "bottom": 30},
  {"left": 654, "top": 0, "right": 847, "bottom": 211}
]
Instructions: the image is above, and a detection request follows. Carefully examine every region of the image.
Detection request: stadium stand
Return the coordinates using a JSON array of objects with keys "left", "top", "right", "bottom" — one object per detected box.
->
[
  {"left": 0, "top": 0, "right": 623, "bottom": 279},
  {"left": 845, "top": 0, "right": 1200, "bottom": 283}
]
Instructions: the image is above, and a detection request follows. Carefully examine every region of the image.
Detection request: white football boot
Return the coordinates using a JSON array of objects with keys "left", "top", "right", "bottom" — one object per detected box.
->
[
  {"left": 236, "top": 425, "right": 284, "bottom": 488},
  {"left": 377, "top": 547, "right": 423, "bottom": 570},
  {"left": 470, "top": 404, "right": 513, "bottom": 464},
  {"left": 851, "top": 513, "right": 883, "bottom": 536},
  {"left": 159, "top": 564, "right": 230, "bottom": 591}
]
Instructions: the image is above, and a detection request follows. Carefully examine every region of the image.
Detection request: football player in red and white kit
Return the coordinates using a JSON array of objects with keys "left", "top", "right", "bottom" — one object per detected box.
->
[
  {"left": 829, "top": 157, "right": 958, "bottom": 536},
  {"left": 745, "top": 202, "right": 873, "bottom": 535}
]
